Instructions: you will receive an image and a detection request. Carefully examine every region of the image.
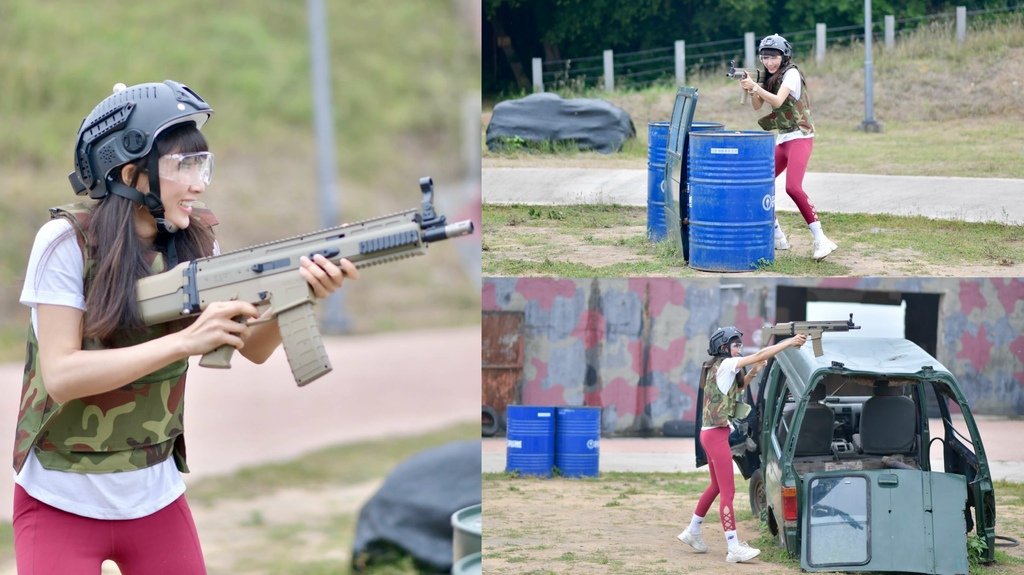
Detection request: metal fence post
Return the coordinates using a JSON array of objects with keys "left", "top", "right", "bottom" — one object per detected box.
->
[
  {"left": 884, "top": 15, "right": 895, "bottom": 50},
  {"left": 744, "top": 32, "right": 755, "bottom": 69},
  {"left": 307, "top": 0, "right": 349, "bottom": 333},
  {"left": 675, "top": 40, "right": 686, "bottom": 87},
  {"left": 860, "top": 0, "right": 882, "bottom": 132},
  {"left": 603, "top": 49, "right": 614, "bottom": 91},
  {"left": 532, "top": 57, "right": 543, "bottom": 93},
  {"left": 956, "top": 6, "right": 967, "bottom": 43},
  {"left": 815, "top": 23, "right": 826, "bottom": 65}
]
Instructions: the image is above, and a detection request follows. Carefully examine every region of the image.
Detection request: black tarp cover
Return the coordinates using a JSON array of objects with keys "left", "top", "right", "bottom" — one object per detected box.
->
[
  {"left": 352, "top": 440, "right": 481, "bottom": 573},
  {"left": 486, "top": 92, "right": 635, "bottom": 153}
]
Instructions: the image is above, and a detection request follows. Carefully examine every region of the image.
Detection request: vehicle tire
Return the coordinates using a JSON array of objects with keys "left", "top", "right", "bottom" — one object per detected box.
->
[
  {"left": 482, "top": 405, "right": 499, "bottom": 437},
  {"left": 662, "top": 419, "right": 696, "bottom": 437},
  {"left": 749, "top": 468, "right": 766, "bottom": 518}
]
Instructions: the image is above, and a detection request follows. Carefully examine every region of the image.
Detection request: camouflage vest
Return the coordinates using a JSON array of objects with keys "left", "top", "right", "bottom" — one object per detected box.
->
[
  {"left": 13, "top": 203, "right": 215, "bottom": 474},
  {"left": 701, "top": 357, "right": 745, "bottom": 428},
  {"left": 757, "top": 67, "right": 814, "bottom": 136}
]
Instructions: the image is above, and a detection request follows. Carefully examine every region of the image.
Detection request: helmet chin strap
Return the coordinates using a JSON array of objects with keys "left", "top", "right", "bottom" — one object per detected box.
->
[
  {"left": 146, "top": 150, "right": 180, "bottom": 235},
  {"left": 105, "top": 153, "right": 181, "bottom": 267}
]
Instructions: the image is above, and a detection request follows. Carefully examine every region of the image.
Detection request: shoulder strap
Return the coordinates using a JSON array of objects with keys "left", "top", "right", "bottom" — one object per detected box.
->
[{"left": 48, "top": 202, "right": 94, "bottom": 265}]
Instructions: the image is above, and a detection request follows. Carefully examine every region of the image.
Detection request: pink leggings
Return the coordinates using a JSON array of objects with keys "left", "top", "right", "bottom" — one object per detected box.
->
[
  {"left": 695, "top": 426, "right": 737, "bottom": 531},
  {"left": 13, "top": 484, "right": 207, "bottom": 575},
  {"left": 775, "top": 137, "right": 819, "bottom": 225}
]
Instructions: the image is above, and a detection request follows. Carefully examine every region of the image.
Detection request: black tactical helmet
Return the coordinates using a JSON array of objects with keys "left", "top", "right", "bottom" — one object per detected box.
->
[
  {"left": 70, "top": 80, "right": 212, "bottom": 200},
  {"left": 758, "top": 34, "right": 793, "bottom": 58},
  {"left": 709, "top": 326, "right": 743, "bottom": 356}
]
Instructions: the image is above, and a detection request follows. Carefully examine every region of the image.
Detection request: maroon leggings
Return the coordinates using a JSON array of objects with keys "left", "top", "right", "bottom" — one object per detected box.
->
[
  {"left": 695, "top": 426, "right": 737, "bottom": 531},
  {"left": 14, "top": 484, "right": 207, "bottom": 575},
  {"left": 775, "top": 137, "right": 819, "bottom": 225}
]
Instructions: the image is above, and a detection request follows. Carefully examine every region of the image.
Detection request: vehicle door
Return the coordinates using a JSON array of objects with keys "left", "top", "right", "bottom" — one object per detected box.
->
[
  {"left": 925, "top": 375, "right": 996, "bottom": 562},
  {"left": 664, "top": 87, "right": 697, "bottom": 261},
  {"left": 800, "top": 470, "right": 968, "bottom": 574}
]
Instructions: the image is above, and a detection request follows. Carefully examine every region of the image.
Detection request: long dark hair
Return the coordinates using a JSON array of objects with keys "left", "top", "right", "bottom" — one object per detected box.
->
[{"left": 83, "top": 123, "right": 215, "bottom": 344}]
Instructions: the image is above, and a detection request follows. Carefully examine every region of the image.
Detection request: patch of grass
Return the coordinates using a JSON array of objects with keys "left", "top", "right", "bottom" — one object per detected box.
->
[
  {"left": 186, "top": 422, "right": 478, "bottom": 505},
  {"left": 485, "top": 204, "right": 643, "bottom": 229},
  {"left": 482, "top": 204, "right": 1024, "bottom": 277},
  {"left": 813, "top": 119, "right": 1024, "bottom": 179}
]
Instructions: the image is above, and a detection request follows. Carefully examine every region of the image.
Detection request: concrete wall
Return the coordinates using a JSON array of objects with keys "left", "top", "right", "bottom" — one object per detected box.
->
[{"left": 482, "top": 277, "right": 1024, "bottom": 434}]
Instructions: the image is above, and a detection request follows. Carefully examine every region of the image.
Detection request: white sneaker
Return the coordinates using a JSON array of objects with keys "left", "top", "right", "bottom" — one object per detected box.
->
[
  {"left": 726, "top": 541, "right": 761, "bottom": 563},
  {"left": 774, "top": 235, "right": 791, "bottom": 250},
  {"left": 677, "top": 529, "right": 708, "bottom": 553},
  {"left": 812, "top": 238, "right": 838, "bottom": 261}
]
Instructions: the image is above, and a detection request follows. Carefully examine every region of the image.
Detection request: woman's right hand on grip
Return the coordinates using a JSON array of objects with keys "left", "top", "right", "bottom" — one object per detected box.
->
[{"left": 177, "top": 300, "right": 260, "bottom": 356}]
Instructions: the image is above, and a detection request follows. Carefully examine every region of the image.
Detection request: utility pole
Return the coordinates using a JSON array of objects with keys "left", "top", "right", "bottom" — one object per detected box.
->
[
  {"left": 860, "top": 0, "right": 883, "bottom": 132},
  {"left": 307, "top": 0, "right": 350, "bottom": 332}
]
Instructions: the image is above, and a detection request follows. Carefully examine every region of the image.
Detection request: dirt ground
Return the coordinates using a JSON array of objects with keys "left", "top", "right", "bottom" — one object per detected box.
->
[
  {"left": 484, "top": 475, "right": 799, "bottom": 575},
  {"left": 483, "top": 222, "right": 1022, "bottom": 277},
  {"left": 482, "top": 475, "right": 1024, "bottom": 575}
]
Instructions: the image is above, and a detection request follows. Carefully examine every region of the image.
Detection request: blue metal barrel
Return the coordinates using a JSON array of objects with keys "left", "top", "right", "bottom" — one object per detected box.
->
[
  {"left": 688, "top": 131, "right": 775, "bottom": 272},
  {"left": 505, "top": 405, "right": 555, "bottom": 477},
  {"left": 647, "top": 122, "right": 670, "bottom": 241},
  {"left": 554, "top": 407, "right": 601, "bottom": 477},
  {"left": 672, "top": 122, "right": 725, "bottom": 263}
]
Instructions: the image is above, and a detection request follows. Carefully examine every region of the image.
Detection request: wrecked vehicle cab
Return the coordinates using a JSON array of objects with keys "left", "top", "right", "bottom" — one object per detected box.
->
[{"left": 737, "top": 335, "right": 995, "bottom": 574}]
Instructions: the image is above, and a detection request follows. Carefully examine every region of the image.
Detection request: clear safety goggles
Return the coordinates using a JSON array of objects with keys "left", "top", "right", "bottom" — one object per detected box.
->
[{"left": 158, "top": 151, "right": 214, "bottom": 187}]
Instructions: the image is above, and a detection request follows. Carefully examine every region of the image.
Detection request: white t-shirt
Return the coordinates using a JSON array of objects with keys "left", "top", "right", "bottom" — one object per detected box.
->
[
  {"left": 775, "top": 67, "right": 814, "bottom": 145},
  {"left": 17, "top": 218, "right": 186, "bottom": 520},
  {"left": 701, "top": 357, "right": 743, "bottom": 430}
]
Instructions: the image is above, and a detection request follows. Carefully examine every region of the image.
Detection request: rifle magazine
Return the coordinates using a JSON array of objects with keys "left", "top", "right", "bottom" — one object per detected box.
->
[{"left": 279, "top": 302, "right": 333, "bottom": 386}]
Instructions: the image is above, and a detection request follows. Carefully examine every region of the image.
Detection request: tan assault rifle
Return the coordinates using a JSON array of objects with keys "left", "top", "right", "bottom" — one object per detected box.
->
[
  {"left": 136, "top": 177, "right": 474, "bottom": 386},
  {"left": 761, "top": 314, "right": 861, "bottom": 357},
  {"left": 726, "top": 59, "right": 761, "bottom": 105}
]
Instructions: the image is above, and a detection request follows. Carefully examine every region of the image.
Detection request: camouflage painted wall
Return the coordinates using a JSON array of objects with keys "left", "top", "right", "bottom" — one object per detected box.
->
[{"left": 481, "top": 277, "right": 1024, "bottom": 434}]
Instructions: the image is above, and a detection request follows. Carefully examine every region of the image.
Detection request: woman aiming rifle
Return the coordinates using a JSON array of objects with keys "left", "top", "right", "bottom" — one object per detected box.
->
[
  {"left": 678, "top": 327, "right": 806, "bottom": 563},
  {"left": 740, "top": 34, "right": 838, "bottom": 262},
  {"left": 14, "top": 80, "right": 357, "bottom": 574}
]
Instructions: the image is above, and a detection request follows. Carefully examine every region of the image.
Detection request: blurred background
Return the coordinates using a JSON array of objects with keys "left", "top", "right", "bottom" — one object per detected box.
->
[
  {"left": 0, "top": 1, "right": 482, "bottom": 573},
  {"left": 0, "top": 0, "right": 482, "bottom": 350}
]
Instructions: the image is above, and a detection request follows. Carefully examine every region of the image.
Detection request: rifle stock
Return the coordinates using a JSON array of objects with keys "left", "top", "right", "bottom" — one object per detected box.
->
[{"left": 137, "top": 177, "right": 473, "bottom": 386}]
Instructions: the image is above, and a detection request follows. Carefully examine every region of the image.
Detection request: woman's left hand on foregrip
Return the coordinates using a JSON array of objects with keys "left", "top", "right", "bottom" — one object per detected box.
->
[
  {"left": 739, "top": 77, "right": 756, "bottom": 91},
  {"left": 299, "top": 254, "right": 358, "bottom": 299}
]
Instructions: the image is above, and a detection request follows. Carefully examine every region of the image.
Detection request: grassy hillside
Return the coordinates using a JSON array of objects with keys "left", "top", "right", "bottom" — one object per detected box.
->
[
  {"left": 483, "top": 15, "right": 1024, "bottom": 178},
  {"left": 0, "top": 0, "right": 480, "bottom": 359}
]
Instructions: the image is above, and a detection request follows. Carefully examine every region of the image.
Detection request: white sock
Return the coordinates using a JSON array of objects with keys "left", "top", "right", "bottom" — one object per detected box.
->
[
  {"left": 808, "top": 221, "right": 826, "bottom": 242},
  {"left": 773, "top": 219, "right": 786, "bottom": 239},
  {"left": 688, "top": 514, "right": 704, "bottom": 534},
  {"left": 725, "top": 529, "right": 740, "bottom": 551}
]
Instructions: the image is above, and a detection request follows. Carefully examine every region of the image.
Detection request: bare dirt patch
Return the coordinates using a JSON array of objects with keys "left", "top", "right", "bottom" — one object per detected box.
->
[
  {"left": 485, "top": 224, "right": 656, "bottom": 269},
  {"left": 484, "top": 475, "right": 1024, "bottom": 575},
  {"left": 484, "top": 476, "right": 798, "bottom": 575}
]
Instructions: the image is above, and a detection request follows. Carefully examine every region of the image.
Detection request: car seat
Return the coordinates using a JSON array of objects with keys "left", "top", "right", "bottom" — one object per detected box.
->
[
  {"left": 782, "top": 385, "right": 835, "bottom": 456},
  {"left": 855, "top": 384, "right": 916, "bottom": 455}
]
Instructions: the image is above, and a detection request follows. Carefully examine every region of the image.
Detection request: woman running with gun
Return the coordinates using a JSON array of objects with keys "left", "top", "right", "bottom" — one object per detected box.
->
[{"left": 740, "top": 34, "right": 838, "bottom": 261}]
